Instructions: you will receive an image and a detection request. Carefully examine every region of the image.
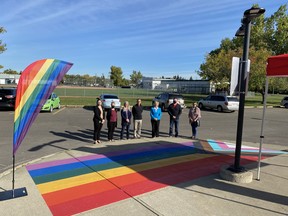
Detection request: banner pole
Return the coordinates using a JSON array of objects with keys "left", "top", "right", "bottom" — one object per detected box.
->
[
  {"left": 257, "top": 78, "right": 269, "bottom": 180},
  {"left": 12, "top": 155, "right": 15, "bottom": 198}
]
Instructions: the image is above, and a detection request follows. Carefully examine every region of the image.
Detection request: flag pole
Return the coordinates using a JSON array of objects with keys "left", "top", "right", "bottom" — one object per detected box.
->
[
  {"left": 257, "top": 77, "right": 269, "bottom": 180},
  {"left": 12, "top": 155, "right": 15, "bottom": 197},
  {"left": 0, "top": 154, "right": 27, "bottom": 201}
]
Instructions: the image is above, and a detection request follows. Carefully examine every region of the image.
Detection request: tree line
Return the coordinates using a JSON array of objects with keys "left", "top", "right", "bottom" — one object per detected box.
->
[{"left": 63, "top": 67, "right": 144, "bottom": 87}]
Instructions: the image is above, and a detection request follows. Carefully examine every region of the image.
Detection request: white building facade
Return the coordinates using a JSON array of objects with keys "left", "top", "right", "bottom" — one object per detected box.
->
[
  {"left": 0, "top": 74, "right": 20, "bottom": 85},
  {"left": 142, "top": 77, "right": 214, "bottom": 94}
]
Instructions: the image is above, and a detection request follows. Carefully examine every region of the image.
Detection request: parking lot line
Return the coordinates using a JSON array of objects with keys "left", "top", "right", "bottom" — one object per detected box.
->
[{"left": 53, "top": 107, "right": 66, "bottom": 115}]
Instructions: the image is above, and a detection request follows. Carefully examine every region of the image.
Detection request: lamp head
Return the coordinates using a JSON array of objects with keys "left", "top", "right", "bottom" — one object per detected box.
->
[
  {"left": 235, "top": 25, "right": 245, "bottom": 37},
  {"left": 244, "top": 7, "right": 265, "bottom": 19}
]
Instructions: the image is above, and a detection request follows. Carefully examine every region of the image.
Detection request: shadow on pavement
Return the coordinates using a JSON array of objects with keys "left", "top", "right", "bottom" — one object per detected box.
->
[
  {"left": 28, "top": 139, "right": 68, "bottom": 152},
  {"left": 178, "top": 177, "right": 287, "bottom": 215}
]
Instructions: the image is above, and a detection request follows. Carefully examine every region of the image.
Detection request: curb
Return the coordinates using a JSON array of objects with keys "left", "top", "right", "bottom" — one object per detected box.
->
[{"left": 0, "top": 152, "right": 63, "bottom": 179}]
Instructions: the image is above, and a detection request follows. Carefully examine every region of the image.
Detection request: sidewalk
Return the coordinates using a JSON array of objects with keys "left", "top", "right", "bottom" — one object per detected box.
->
[{"left": 0, "top": 137, "right": 287, "bottom": 216}]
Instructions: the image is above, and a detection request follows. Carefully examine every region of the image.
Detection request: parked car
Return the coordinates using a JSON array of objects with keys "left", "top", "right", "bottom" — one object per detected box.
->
[
  {"left": 41, "top": 93, "right": 61, "bottom": 112},
  {"left": 280, "top": 96, "right": 288, "bottom": 108},
  {"left": 153, "top": 92, "right": 186, "bottom": 111},
  {"left": 198, "top": 95, "right": 239, "bottom": 112},
  {"left": 0, "top": 87, "right": 17, "bottom": 110},
  {"left": 99, "top": 94, "right": 121, "bottom": 111}
]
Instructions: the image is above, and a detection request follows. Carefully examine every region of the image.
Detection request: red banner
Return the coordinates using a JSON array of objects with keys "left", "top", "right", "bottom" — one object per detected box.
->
[{"left": 266, "top": 54, "right": 288, "bottom": 77}]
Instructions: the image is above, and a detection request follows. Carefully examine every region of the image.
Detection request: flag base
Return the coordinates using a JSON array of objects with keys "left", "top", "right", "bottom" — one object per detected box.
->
[{"left": 0, "top": 187, "right": 28, "bottom": 201}]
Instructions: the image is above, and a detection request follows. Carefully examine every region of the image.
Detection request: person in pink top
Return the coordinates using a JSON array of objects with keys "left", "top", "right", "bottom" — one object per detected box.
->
[{"left": 188, "top": 102, "right": 201, "bottom": 139}]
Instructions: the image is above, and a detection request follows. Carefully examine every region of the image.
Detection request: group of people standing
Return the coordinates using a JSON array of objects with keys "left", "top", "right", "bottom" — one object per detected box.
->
[
  {"left": 93, "top": 98, "right": 144, "bottom": 143},
  {"left": 93, "top": 97, "right": 201, "bottom": 144}
]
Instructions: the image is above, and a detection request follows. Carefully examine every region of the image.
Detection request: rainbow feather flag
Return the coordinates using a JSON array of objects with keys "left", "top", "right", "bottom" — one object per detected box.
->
[{"left": 13, "top": 59, "right": 73, "bottom": 155}]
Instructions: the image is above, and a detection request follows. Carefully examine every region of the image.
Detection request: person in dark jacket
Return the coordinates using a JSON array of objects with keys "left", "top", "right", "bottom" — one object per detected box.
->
[
  {"left": 132, "top": 98, "right": 143, "bottom": 138},
  {"left": 106, "top": 102, "right": 117, "bottom": 141},
  {"left": 120, "top": 101, "right": 132, "bottom": 140},
  {"left": 93, "top": 99, "right": 105, "bottom": 144},
  {"left": 167, "top": 98, "right": 182, "bottom": 137}
]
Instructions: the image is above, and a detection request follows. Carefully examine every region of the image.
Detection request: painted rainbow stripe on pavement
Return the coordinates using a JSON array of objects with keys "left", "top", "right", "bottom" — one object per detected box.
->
[{"left": 25, "top": 139, "right": 285, "bottom": 216}]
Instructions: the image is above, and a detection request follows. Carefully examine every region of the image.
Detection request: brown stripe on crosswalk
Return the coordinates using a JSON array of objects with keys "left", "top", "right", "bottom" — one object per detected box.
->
[{"left": 199, "top": 139, "right": 214, "bottom": 152}]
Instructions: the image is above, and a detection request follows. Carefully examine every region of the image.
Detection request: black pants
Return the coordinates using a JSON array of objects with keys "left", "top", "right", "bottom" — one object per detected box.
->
[
  {"left": 93, "top": 121, "right": 103, "bottom": 141},
  {"left": 121, "top": 122, "right": 130, "bottom": 139},
  {"left": 151, "top": 119, "right": 160, "bottom": 137},
  {"left": 108, "top": 122, "right": 117, "bottom": 140}
]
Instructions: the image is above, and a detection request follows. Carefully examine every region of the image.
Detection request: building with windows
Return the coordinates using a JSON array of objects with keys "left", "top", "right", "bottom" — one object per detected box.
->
[
  {"left": 0, "top": 74, "right": 20, "bottom": 85},
  {"left": 142, "top": 77, "right": 214, "bottom": 94}
]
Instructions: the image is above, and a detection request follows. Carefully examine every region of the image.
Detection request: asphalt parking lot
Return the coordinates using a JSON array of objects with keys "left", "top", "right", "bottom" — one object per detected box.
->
[{"left": 0, "top": 107, "right": 287, "bottom": 173}]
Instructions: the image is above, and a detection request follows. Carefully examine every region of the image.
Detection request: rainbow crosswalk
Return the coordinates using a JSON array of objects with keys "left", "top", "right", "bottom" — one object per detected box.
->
[{"left": 26, "top": 139, "right": 286, "bottom": 216}]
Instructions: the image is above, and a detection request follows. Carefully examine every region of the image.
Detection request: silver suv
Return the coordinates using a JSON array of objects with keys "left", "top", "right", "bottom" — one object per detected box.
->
[
  {"left": 280, "top": 96, "right": 288, "bottom": 108},
  {"left": 153, "top": 92, "right": 185, "bottom": 111},
  {"left": 198, "top": 95, "right": 239, "bottom": 112}
]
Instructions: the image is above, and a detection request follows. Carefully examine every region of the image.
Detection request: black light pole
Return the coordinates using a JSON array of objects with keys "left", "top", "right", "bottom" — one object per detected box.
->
[{"left": 231, "top": 7, "right": 265, "bottom": 173}]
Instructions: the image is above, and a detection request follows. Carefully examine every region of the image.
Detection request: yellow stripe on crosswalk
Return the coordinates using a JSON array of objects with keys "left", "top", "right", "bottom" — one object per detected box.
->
[{"left": 38, "top": 154, "right": 214, "bottom": 194}]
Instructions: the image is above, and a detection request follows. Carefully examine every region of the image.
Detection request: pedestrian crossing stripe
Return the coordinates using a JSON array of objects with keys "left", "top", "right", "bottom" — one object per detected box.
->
[{"left": 26, "top": 139, "right": 286, "bottom": 216}]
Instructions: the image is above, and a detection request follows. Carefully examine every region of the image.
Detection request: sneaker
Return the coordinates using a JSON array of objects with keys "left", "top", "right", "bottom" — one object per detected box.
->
[{"left": 94, "top": 140, "right": 97, "bottom": 144}]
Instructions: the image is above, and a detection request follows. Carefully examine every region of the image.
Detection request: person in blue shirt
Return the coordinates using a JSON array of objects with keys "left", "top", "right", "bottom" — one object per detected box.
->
[{"left": 150, "top": 100, "right": 162, "bottom": 138}]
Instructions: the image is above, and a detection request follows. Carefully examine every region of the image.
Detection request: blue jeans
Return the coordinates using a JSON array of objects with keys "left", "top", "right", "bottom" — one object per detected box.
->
[
  {"left": 191, "top": 121, "right": 198, "bottom": 137},
  {"left": 121, "top": 122, "right": 130, "bottom": 139},
  {"left": 169, "top": 118, "right": 179, "bottom": 137}
]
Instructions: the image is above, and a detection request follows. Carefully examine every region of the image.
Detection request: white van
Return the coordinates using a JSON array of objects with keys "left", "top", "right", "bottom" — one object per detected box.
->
[{"left": 198, "top": 95, "right": 239, "bottom": 112}]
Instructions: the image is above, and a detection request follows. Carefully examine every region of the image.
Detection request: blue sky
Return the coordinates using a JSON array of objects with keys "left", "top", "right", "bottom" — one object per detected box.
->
[{"left": 1, "top": 0, "right": 287, "bottom": 79}]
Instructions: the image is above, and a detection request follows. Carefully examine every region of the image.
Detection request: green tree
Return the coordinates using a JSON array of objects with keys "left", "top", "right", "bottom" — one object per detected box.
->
[
  {"left": 0, "top": 27, "right": 7, "bottom": 69},
  {"left": 198, "top": 4, "right": 288, "bottom": 97},
  {"left": 173, "top": 75, "right": 186, "bottom": 80},
  {"left": 99, "top": 74, "right": 106, "bottom": 87},
  {"left": 130, "top": 70, "right": 143, "bottom": 87},
  {"left": 248, "top": 48, "right": 272, "bottom": 102},
  {"left": 269, "top": 77, "right": 288, "bottom": 94},
  {"left": 0, "top": 27, "right": 6, "bottom": 54},
  {"left": 199, "top": 48, "right": 241, "bottom": 90},
  {"left": 264, "top": 5, "right": 288, "bottom": 55},
  {"left": 110, "top": 66, "right": 123, "bottom": 86},
  {"left": 3, "top": 69, "right": 19, "bottom": 74},
  {"left": 81, "top": 74, "right": 95, "bottom": 86},
  {"left": 122, "top": 78, "right": 130, "bottom": 86}
]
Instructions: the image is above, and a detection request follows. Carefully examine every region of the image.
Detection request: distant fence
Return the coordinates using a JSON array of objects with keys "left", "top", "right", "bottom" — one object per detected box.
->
[
  {"left": 54, "top": 86, "right": 165, "bottom": 98},
  {"left": 54, "top": 86, "right": 208, "bottom": 99}
]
